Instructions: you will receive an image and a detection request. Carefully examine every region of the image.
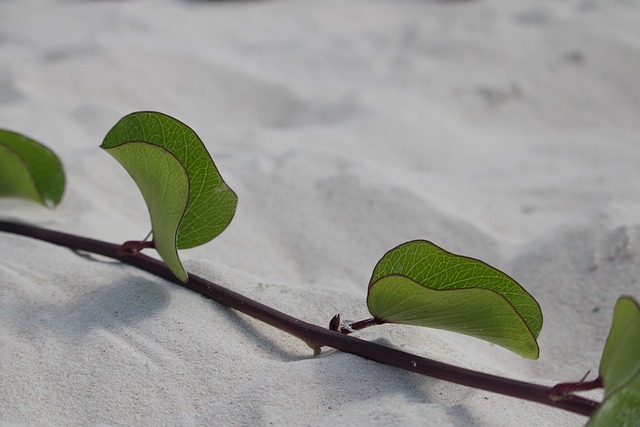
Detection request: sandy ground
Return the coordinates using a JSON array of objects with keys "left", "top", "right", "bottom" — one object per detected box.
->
[{"left": 1, "top": 0, "right": 639, "bottom": 425}]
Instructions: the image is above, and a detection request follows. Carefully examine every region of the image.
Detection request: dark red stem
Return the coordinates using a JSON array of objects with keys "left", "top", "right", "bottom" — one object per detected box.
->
[{"left": 0, "top": 220, "right": 601, "bottom": 417}]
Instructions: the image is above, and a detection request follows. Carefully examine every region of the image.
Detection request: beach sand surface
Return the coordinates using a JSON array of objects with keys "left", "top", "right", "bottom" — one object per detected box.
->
[{"left": 1, "top": 0, "right": 639, "bottom": 425}]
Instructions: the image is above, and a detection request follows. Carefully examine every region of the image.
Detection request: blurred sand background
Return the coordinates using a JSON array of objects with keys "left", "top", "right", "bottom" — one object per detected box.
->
[{"left": 1, "top": 0, "right": 639, "bottom": 425}]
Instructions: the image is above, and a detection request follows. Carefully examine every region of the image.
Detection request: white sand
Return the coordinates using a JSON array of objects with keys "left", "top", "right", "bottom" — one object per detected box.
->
[{"left": 1, "top": 0, "right": 639, "bottom": 425}]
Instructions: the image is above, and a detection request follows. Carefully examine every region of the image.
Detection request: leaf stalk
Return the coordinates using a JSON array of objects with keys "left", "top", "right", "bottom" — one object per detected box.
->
[
  {"left": 329, "top": 315, "right": 383, "bottom": 334},
  {"left": 118, "top": 240, "right": 156, "bottom": 255}
]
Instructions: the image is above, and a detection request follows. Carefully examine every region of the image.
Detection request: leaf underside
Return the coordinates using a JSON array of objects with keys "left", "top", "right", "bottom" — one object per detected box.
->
[
  {"left": 0, "top": 129, "right": 65, "bottom": 207},
  {"left": 104, "top": 141, "right": 189, "bottom": 282},
  {"left": 598, "top": 296, "right": 640, "bottom": 396},
  {"left": 588, "top": 369, "right": 640, "bottom": 427},
  {"left": 588, "top": 296, "right": 640, "bottom": 426},
  {"left": 368, "top": 275, "right": 540, "bottom": 358},
  {"left": 101, "top": 111, "right": 237, "bottom": 250},
  {"left": 367, "top": 240, "right": 542, "bottom": 359}
]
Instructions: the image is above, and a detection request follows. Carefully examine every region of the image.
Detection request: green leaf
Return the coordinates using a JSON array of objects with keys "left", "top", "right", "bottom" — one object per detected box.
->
[
  {"left": 101, "top": 112, "right": 238, "bottom": 282},
  {"left": 367, "top": 240, "right": 542, "bottom": 359},
  {"left": 102, "top": 141, "right": 190, "bottom": 282},
  {"left": 368, "top": 275, "right": 540, "bottom": 358},
  {"left": 0, "top": 129, "right": 65, "bottom": 207},
  {"left": 598, "top": 296, "right": 640, "bottom": 397},
  {"left": 587, "top": 369, "right": 640, "bottom": 427},
  {"left": 101, "top": 111, "right": 237, "bottom": 249}
]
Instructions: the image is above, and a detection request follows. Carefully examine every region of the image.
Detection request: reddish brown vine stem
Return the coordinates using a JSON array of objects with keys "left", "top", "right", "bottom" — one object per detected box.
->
[{"left": 0, "top": 220, "right": 600, "bottom": 417}]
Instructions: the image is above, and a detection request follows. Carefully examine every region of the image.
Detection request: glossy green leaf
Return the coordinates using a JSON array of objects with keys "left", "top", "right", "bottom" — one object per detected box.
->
[
  {"left": 101, "top": 111, "right": 237, "bottom": 250},
  {"left": 587, "top": 369, "right": 640, "bottom": 427},
  {"left": 599, "top": 296, "right": 640, "bottom": 397},
  {"left": 0, "top": 129, "right": 64, "bottom": 207},
  {"left": 367, "top": 240, "right": 542, "bottom": 359},
  {"left": 101, "top": 112, "right": 238, "bottom": 282},
  {"left": 103, "top": 141, "right": 189, "bottom": 282}
]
